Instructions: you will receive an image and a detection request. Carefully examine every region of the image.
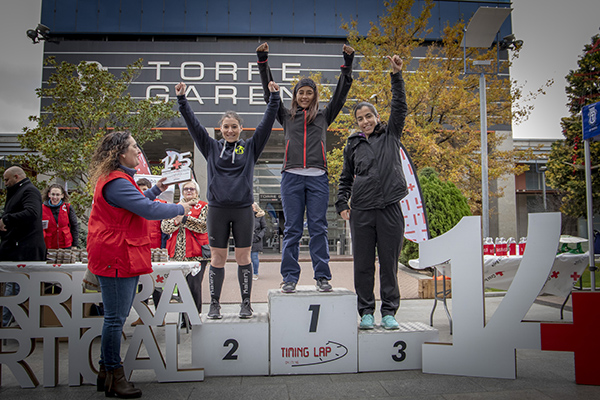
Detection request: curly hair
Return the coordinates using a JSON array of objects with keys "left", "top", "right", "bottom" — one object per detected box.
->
[
  {"left": 42, "top": 183, "right": 69, "bottom": 203},
  {"left": 89, "top": 131, "right": 133, "bottom": 187}
]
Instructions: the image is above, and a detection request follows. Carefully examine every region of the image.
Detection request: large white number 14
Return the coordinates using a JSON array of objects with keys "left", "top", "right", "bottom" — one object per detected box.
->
[{"left": 421, "top": 213, "right": 561, "bottom": 379}]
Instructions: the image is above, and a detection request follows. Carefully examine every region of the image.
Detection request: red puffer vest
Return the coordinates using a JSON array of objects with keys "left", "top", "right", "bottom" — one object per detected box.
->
[
  {"left": 87, "top": 171, "right": 151, "bottom": 278},
  {"left": 166, "top": 201, "right": 209, "bottom": 258},
  {"left": 149, "top": 198, "right": 167, "bottom": 248},
  {"left": 42, "top": 203, "right": 73, "bottom": 249}
]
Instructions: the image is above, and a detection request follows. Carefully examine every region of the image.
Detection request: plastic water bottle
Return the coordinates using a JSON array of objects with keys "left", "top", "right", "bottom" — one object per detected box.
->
[
  {"left": 508, "top": 237, "right": 517, "bottom": 256},
  {"left": 483, "top": 237, "right": 494, "bottom": 255},
  {"left": 495, "top": 237, "right": 508, "bottom": 256},
  {"left": 518, "top": 237, "right": 527, "bottom": 255}
]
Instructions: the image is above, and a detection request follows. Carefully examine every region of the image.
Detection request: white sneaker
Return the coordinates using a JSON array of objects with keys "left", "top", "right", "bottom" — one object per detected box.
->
[{"left": 253, "top": 274, "right": 258, "bottom": 281}]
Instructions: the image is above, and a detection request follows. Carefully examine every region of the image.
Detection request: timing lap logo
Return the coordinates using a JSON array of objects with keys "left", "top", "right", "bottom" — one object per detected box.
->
[{"left": 281, "top": 340, "right": 348, "bottom": 367}]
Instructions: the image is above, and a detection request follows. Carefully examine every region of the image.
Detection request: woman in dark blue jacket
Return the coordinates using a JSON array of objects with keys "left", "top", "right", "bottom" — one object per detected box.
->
[
  {"left": 176, "top": 80, "right": 280, "bottom": 319},
  {"left": 336, "top": 55, "right": 408, "bottom": 331}
]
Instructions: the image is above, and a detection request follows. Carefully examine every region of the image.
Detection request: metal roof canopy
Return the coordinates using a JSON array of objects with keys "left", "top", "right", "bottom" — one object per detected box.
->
[{"left": 461, "top": 7, "right": 512, "bottom": 48}]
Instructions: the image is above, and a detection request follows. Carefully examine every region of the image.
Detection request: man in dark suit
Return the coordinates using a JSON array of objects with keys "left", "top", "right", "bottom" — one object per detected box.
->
[{"left": 1, "top": 166, "right": 46, "bottom": 326}]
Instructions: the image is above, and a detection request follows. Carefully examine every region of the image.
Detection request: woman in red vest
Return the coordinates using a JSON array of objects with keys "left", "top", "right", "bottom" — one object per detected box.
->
[
  {"left": 42, "top": 184, "right": 79, "bottom": 249},
  {"left": 87, "top": 131, "right": 196, "bottom": 398},
  {"left": 161, "top": 180, "right": 209, "bottom": 328}
]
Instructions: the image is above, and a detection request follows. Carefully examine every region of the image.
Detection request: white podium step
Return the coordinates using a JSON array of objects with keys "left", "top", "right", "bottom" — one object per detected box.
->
[
  {"left": 358, "top": 321, "right": 439, "bottom": 372},
  {"left": 192, "top": 312, "right": 269, "bottom": 376},
  {"left": 269, "top": 286, "right": 358, "bottom": 375}
]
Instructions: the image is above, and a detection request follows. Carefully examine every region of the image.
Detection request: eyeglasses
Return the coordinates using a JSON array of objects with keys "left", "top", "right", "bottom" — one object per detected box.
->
[{"left": 182, "top": 188, "right": 196, "bottom": 192}]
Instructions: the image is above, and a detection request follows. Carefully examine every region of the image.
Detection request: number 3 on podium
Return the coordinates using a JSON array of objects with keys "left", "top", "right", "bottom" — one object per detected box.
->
[{"left": 392, "top": 340, "right": 407, "bottom": 362}]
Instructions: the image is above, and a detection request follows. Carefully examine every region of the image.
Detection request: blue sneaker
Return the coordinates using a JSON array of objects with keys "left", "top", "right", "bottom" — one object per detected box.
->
[
  {"left": 381, "top": 315, "right": 400, "bottom": 330},
  {"left": 359, "top": 314, "right": 374, "bottom": 330}
]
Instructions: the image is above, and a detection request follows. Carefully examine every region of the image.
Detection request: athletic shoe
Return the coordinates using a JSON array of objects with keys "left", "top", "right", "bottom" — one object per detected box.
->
[
  {"left": 381, "top": 315, "right": 400, "bottom": 330},
  {"left": 253, "top": 274, "right": 259, "bottom": 281},
  {"left": 316, "top": 277, "right": 332, "bottom": 292},
  {"left": 207, "top": 299, "right": 222, "bottom": 319},
  {"left": 359, "top": 314, "right": 375, "bottom": 330},
  {"left": 239, "top": 299, "right": 253, "bottom": 319},
  {"left": 281, "top": 281, "right": 297, "bottom": 293}
]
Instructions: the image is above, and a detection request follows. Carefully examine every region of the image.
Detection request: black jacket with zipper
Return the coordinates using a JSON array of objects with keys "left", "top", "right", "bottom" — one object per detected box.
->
[
  {"left": 336, "top": 71, "right": 408, "bottom": 212},
  {"left": 257, "top": 49, "right": 353, "bottom": 172}
]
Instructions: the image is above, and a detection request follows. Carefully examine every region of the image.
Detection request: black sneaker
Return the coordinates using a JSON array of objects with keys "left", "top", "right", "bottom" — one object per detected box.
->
[
  {"left": 281, "top": 281, "right": 297, "bottom": 293},
  {"left": 239, "top": 299, "right": 253, "bottom": 319},
  {"left": 207, "top": 299, "right": 222, "bottom": 319},
  {"left": 316, "top": 277, "right": 332, "bottom": 292}
]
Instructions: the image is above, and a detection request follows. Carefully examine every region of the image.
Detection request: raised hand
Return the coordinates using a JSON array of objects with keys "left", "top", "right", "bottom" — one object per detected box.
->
[
  {"left": 387, "top": 55, "right": 403, "bottom": 73},
  {"left": 175, "top": 82, "right": 187, "bottom": 96},
  {"left": 256, "top": 42, "right": 269, "bottom": 52},
  {"left": 268, "top": 81, "right": 279, "bottom": 92},
  {"left": 343, "top": 44, "right": 355, "bottom": 55}
]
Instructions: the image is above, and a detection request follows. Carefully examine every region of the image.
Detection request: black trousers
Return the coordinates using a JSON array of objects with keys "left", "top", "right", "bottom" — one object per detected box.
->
[
  {"left": 350, "top": 202, "right": 403, "bottom": 317},
  {"left": 186, "top": 260, "right": 208, "bottom": 314}
]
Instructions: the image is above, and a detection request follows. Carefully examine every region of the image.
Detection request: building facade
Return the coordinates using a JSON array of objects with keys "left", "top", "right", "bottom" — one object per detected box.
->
[{"left": 34, "top": 0, "right": 514, "bottom": 253}]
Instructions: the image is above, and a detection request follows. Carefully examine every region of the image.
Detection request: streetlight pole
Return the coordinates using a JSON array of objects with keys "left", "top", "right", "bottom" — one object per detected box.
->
[
  {"left": 479, "top": 72, "right": 489, "bottom": 237},
  {"left": 462, "top": 6, "right": 513, "bottom": 238}
]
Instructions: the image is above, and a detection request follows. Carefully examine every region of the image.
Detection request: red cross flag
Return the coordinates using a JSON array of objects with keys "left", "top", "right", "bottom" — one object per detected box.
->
[
  {"left": 399, "top": 143, "right": 430, "bottom": 243},
  {"left": 135, "top": 149, "right": 152, "bottom": 175}
]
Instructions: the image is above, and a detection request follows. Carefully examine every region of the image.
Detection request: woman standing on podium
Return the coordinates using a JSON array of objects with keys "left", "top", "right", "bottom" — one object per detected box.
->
[
  {"left": 256, "top": 42, "right": 354, "bottom": 294},
  {"left": 175, "top": 79, "right": 280, "bottom": 320},
  {"left": 336, "top": 55, "right": 408, "bottom": 331}
]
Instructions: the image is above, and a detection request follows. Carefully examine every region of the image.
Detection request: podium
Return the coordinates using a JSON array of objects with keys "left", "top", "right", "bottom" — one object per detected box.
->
[
  {"left": 358, "top": 322, "right": 438, "bottom": 372},
  {"left": 192, "top": 313, "right": 269, "bottom": 376},
  {"left": 269, "top": 286, "right": 358, "bottom": 375}
]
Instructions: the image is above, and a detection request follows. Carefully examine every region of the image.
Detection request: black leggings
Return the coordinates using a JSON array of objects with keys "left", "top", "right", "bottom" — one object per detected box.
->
[{"left": 207, "top": 205, "right": 254, "bottom": 248}]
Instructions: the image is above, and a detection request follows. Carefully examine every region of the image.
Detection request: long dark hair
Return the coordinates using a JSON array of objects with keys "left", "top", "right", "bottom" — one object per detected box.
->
[
  {"left": 43, "top": 184, "right": 69, "bottom": 203},
  {"left": 353, "top": 102, "right": 379, "bottom": 119},
  {"left": 291, "top": 80, "right": 319, "bottom": 125},
  {"left": 89, "top": 131, "right": 132, "bottom": 187}
]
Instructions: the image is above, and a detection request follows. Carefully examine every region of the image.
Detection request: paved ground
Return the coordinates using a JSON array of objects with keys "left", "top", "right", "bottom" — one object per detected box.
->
[
  {"left": 2, "top": 259, "right": 596, "bottom": 399},
  {"left": 215, "top": 258, "right": 422, "bottom": 307}
]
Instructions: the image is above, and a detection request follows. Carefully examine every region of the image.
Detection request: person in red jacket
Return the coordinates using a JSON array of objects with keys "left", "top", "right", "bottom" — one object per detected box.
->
[
  {"left": 87, "top": 131, "right": 196, "bottom": 398},
  {"left": 41, "top": 184, "right": 79, "bottom": 249},
  {"left": 161, "top": 180, "right": 209, "bottom": 328}
]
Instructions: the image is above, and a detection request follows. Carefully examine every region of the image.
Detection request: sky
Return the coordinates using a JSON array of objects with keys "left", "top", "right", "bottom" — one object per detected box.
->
[{"left": 0, "top": 0, "right": 599, "bottom": 140}]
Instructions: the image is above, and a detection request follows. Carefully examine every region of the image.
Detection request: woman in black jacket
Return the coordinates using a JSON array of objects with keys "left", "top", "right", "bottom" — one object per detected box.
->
[
  {"left": 256, "top": 42, "right": 354, "bottom": 293},
  {"left": 336, "top": 55, "right": 407, "bottom": 331}
]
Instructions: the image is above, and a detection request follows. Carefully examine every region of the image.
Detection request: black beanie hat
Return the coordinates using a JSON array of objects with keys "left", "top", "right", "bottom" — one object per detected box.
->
[{"left": 293, "top": 78, "right": 317, "bottom": 96}]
